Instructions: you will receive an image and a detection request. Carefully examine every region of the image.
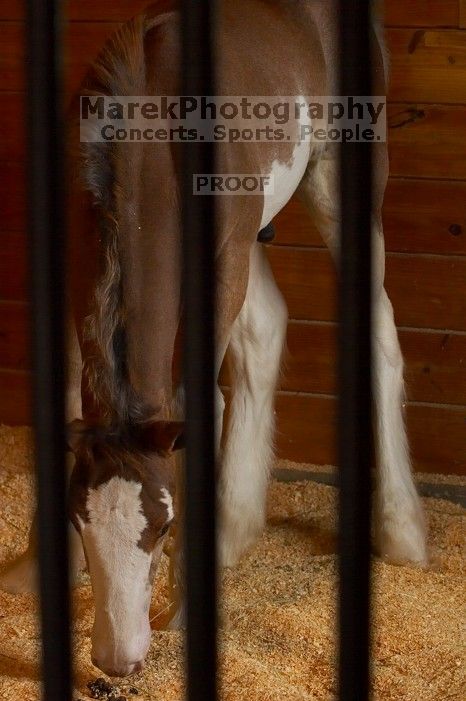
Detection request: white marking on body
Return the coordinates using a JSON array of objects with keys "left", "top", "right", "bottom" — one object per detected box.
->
[
  {"left": 80, "top": 477, "right": 153, "bottom": 676},
  {"left": 259, "top": 96, "right": 311, "bottom": 229},
  {"left": 160, "top": 487, "right": 174, "bottom": 523}
]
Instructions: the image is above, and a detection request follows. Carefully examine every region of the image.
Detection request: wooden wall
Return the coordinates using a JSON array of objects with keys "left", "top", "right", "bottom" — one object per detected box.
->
[{"left": 0, "top": 1, "right": 465, "bottom": 474}]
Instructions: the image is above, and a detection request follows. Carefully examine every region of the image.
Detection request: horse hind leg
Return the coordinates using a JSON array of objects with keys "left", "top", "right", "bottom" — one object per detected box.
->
[
  {"left": 298, "top": 153, "right": 427, "bottom": 565},
  {"left": 218, "top": 242, "right": 288, "bottom": 567},
  {"left": 372, "top": 284, "right": 427, "bottom": 564},
  {"left": 0, "top": 320, "right": 86, "bottom": 594}
]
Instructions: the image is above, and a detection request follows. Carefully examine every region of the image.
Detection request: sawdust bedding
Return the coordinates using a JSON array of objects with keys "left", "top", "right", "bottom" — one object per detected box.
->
[
  {"left": 278, "top": 458, "right": 466, "bottom": 488},
  {"left": 0, "top": 426, "right": 464, "bottom": 700}
]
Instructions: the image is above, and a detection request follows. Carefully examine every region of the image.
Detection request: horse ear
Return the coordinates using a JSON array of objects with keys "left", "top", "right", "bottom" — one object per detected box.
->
[
  {"left": 67, "top": 419, "right": 87, "bottom": 453},
  {"left": 139, "top": 421, "right": 185, "bottom": 456}
]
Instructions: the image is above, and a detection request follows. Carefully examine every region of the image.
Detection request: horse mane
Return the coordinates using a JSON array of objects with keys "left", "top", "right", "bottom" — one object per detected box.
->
[{"left": 80, "top": 9, "right": 173, "bottom": 425}]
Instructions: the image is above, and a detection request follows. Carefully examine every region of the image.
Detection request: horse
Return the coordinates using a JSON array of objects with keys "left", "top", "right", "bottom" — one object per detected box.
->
[{"left": 0, "top": 0, "right": 427, "bottom": 678}]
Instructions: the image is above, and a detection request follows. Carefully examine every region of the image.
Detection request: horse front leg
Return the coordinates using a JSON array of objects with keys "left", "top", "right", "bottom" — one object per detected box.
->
[
  {"left": 0, "top": 320, "right": 86, "bottom": 593},
  {"left": 165, "top": 235, "right": 254, "bottom": 628},
  {"left": 218, "top": 243, "right": 287, "bottom": 567}
]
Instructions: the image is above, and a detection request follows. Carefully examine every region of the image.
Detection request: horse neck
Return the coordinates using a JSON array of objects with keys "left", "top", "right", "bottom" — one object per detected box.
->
[{"left": 116, "top": 143, "right": 182, "bottom": 421}]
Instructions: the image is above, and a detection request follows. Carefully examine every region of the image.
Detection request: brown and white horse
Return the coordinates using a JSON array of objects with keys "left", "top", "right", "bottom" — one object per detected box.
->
[{"left": 1, "top": 0, "right": 427, "bottom": 678}]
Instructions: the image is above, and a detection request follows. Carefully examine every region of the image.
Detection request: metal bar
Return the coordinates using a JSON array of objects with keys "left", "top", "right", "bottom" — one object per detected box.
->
[
  {"left": 337, "top": 2, "right": 374, "bottom": 700},
  {"left": 181, "top": 2, "right": 218, "bottom": 701},
  {"left": 26, "top": 1, "right": 71, "bottom": 700}
]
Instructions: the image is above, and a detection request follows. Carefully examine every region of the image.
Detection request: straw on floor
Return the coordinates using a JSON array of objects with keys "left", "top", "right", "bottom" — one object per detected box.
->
[{"left": 0, "top": 426, "right": 464, "bottom": 700}]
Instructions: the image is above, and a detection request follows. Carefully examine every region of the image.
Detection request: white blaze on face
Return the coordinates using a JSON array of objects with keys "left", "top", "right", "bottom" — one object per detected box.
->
[{"left": 80, "top": 476, "right": 153, "bottom": 677}]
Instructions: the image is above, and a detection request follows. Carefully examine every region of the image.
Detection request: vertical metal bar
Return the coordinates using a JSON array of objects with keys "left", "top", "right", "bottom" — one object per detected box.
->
[
  {"left": 26, "top": 1, "right": 71, "bottom": 700},
  {"left": 181, "top": 2, "right": 218, "bottom": 701},
  {"left": 338, "top": 2, "right": 373, "bottom": 700}
]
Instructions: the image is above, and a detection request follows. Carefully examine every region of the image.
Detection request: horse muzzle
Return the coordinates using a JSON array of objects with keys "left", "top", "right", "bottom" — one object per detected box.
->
[{"left": 91, "top": 655, "right": 144, "bottom": 678}]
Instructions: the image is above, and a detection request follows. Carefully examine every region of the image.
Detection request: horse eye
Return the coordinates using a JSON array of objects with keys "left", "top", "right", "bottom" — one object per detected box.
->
[{"left": 160, "top": 523, "right": 171, "bottom": 537}]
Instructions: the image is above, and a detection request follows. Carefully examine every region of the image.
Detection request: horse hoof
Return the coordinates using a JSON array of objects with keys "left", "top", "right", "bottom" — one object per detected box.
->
[{"left": 375, "top": 509, "right": 428, "bottom": 567}]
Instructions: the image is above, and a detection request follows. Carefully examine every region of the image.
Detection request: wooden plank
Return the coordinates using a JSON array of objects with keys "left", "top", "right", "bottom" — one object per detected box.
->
[
  {"left": 0, "top": 93, "right": 24, "bottom": 161},
  {"left": 66, "top": 1, "right": 159, "bottom": 22},
  {"left": 387, "top": 29, "right": 466, "bottom": 103},
  {"left": 400, "top": 329, "right": 466, "bottom": 405},
  {"left": 273, "top": 198, "right": 322, "bottom": 248},
  {"left": 282, "top": 323, "right": 338, "bottom": 396},
  {"left": 275, "top": 393, "right": 466, "bottom": 475},
  {"left": 0, "top": 370, "right": 30, "bottom": 425},
  {"left": 0, "top": 22, "right": 24, "bottom": 91},
  {"left": 385, "top": 1, "right": 459, "bottom": 28},
  {"left": 282, "top": 322, "right": 466, "bottom": 406},
  {"left": 0, "top": 22, "right": 119, "bottom": 94},
  {"left": 404, "top": 402, "right": 466, "bottom": 475},
  {"left": 0, "top": 162, "right": 25, "bottom": 232},
  {"left": 460, "top": 1, "right": 466, "bottom": 29},
  {"left": 3, "top": 23, "right": 466, "bottom": 106},
  {"left": 0, "top": 0, "right": 461, "bottom": 27},
  {"left": 0, "top": 1, "right": 22, "bottom": 19},
  {"left": 266, "top": 247, "right": 466, "bottom": 332},
  {"left": 267, "top": 247, "right": 336, "bottom": 323},
  {"left": 274, "top": 180, "right": 466, "bottom": 256},
  {"left": 459, "top": 0, "right": 466, "bottom": 29},
  {"left": 388, "top": 104, "right": 466, "bottom": 180},
  {"left": 276, "top": 393, "right": 337, "bottom": 467},
  {"left": 385, "top": 253, "right": 466, "bottom": 332},
  {"left": 0, "top": 232, "right": 27, "bottom": 300},
  {"left": 0, "top": 301, "right": 29, "bottom": 370},
  {"left": 0, "top": 0, "right": 460, "bottom": 27},
  {"left": 382, "top": 179, "right": 466, "bottom": 255},
  {"left": 0, "top": 1, "right": 166, "bottom": 22}
]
